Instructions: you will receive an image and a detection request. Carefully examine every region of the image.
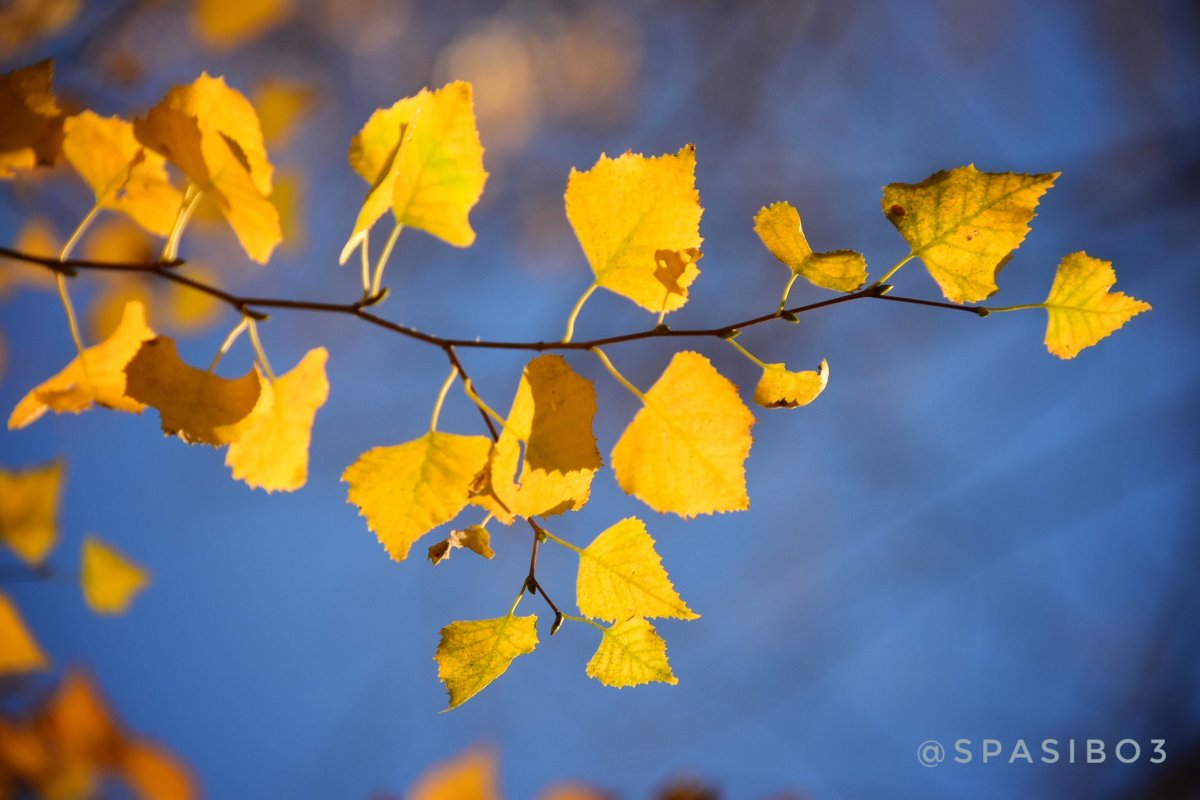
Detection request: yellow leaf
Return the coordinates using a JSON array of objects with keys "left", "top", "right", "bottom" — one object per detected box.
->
[
  {"left": 225, "top": 347, "right": 329, "bottom": 492},
  {"left": 118, "top": 739, "right": 197, "bottom": 800},
  {"left": 482, "top": 355, "right": 601, "bottom": 520},
  {"left": 754, "top": 358, "right": 829, "bottom": 409},
  {"left": 586, "top": 617, "right": 676, "bottom": 688},
  {"left": 271, "top": 169, "right": 305, "bottom": 250},
  {"left": 80, "top": 535, "right": 149, "bottom": 616},
  {"left": 754, "top": 201, "right": 867, "bottom": 292},
  {"left": 611, "top": 351, "right": 754, "bottom": 517},
  {"left": 409, "top": 748, "right": 499, "bottom": 800},
  {"left": 577, "top": 517, "right": 696, "bottom": 622},
  {"left": 253, "top": 78, "right": 315, "bottom": 147},
  {"left": 0, "top": 591, "right": 48, "bottom": 674},
  {"left": 428, "top": 524, "right": 494, "bottom": 565},
  {"left": 882, "top": 165, "right": 1058, "bottom": 304},
  {"left": 193, "top": 0, "right": 293, "bottom": 49},
  {"left": 0, "top": 59, "right": 63, "bottom": 178},
  {"left": 435, "top": 615, "right": 538, "bottom": 709},
  {"left": 0, "top": 1, "right": 82, "bottom": 57},
  {"left": 88, "top": 280, "right": 153, "bottom": 342},
  {"left": 134, "top": 73, "right": 280, "bottom": 263},
  {"left": 565, "top": 146, "right": 703, "bottom": 313},
  {"left": 9, "top": 300, "right": 155, "bottom": 430},
  {"left": 0, "top": 217, "right": 58, "bottom": 295},
  {"left": 1042, "top": 251, "right": 1150, "bottom": 359},
  {"left": 342, "top": 81, "right": 488, "bottom": 259},
  {"left": 343, "top": 432, "right": 492, "bottom": 561},
  {"left": 0, "top": 459, "right": 62, "bottom": 566},
  {"left": 62, "top": 111, "right": 182, "bottom": 236},
  {"left": 123, "top": 336, "right": 264, "bottom": 445}
]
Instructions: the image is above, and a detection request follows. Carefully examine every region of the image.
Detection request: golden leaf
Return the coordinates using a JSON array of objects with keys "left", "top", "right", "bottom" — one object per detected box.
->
[
  {"left": 225, "top": 347, "right": 329, "bottom": 492},
  {"left": 754, "top": 201, "right": 867, "bottom": 292},
  {"left": 123, "top": 336, "right": 264, "bottom": 445},
  {"left": 1042, "top": 252, "right": 1150, "bottom": 359},
  {"left": 409, "top": 748, "right": 499, "bottom": 800},
  {"left": 9, "top": 300, "right": 155, "bottom": 430},
  {"left": 80, "top": 536, "right": 149, "bottom": 616},
  {"left": 118, "top": 739, "right": 197, "bottom": 800},
  {"left": 653, "top": 247, "right": 703, "bottom": 299},
  {"left": 882, "top": 165, "right": 1058, "bottom": 303},
  {"left": 0, "top": 59, "right": 63, "bottom": 178},
  {"left": 586, "top": 617, "right": 676, "bottom": 688},
  {"left": 576, "top": 517, "right": 697, "bottom": 622},
  {"left": 0, "top": 592, "right": 48, "bottom": 674},
  {"left": 253, "top": 78, "right": 315, "bottom": 147},
  {"left": 565, "top": 146, "right": 703, "bottom": 313},
  {"left": 435, "top": 615, "right": 538, "bottom": 709},
  {"left": 62, "top": 111, "right": 182, "bottom": 236},
  {"left": 0, "top": 459, "right": 63, "bottom": 567},
  {"left": 343, "top": 432, "right": 492, "bottom": 561},
  {"left": 342, "top": 81, "right": 488, "bottom": 259},
  {"left": 134, "top": 73, "right": 280, "bottom": 263},
  {"left": 611, "top": 351, "right": 754, "bottom": 517},
  {"left": 754, "top": 358, "right": 829, "bottom": 409},
  {"left": 481, "top": 355, "right": 601, "bottom": 520}
]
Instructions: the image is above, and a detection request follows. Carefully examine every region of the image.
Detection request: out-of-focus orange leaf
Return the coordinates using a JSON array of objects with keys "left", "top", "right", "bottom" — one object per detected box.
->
[
  {"left": 254, "top": 78, "right": 315, "bottom": 147},
  {"left": 0, "top": 1, "right": 81, "bottom": 57},
  {"left": 0, "top": 591, "right": 48, "bottom": 674},
  {"left": 409, "top": 747, "right": 499, "bottom": 800},
  {"left": 0, "top": 458, "right": 63, "bottom": 566},
  {"left": 193, "top": 0, "right": 294, "bottom": 49}
]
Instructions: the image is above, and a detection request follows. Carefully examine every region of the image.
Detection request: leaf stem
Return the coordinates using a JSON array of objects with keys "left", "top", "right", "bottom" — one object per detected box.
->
[
  {"left": 508, "top": 584, "right": 526, "bottom": 617},
  {"left": 590, "top": 346, "right": 647, "bottom": 402},
  {"left": 537, "top": 527, "right": 583, "bottom": 554},
  {"left": 208, "top": 317, "right": 251, "bottom": 373},
  {"left": 371, "top": 222, "right": 403, "bottom": 297},
  {"left": 54, "top": 205, "right": 102, "bottom": 361},
  {"left": 983, "top": 303, "right": 1045, "bottom": 313},
  {"left": 359, "top": 230, "right": 371, "bottom": 296},
  {"left": 163, "top": 184, "right": 202, "bottom": 262},
  {"left": 871, "top": 252, "right": 916, "bottom": 288},
  {"left": 562, "top": 282, "right": 598, "bottom": 343},
  {"left": 779, "top": 272, "right": 800, "bottom": 311},
  {"left": 60, "top": 204, "right": 101, "bottom": 262},
  {"left": 459, "top": 374, "right": 509, "bottom": 431},
  {"left": 429, "top": 364, "right": 459, "bottom": 432},
  {"left": 725, "top": 336, "right": 769, "bottom": 368},
  {"left": 246, "top": 318, "right": 278, "bottom": 382},
  {"left": 559, "top": 614, "right": 606, "bottom": 631}
]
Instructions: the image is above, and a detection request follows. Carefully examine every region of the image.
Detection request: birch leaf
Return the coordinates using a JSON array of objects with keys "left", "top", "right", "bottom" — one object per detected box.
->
[
  {"left": 577, "top": 517, "right": 697, "bottom": 622},
  {"left": 586, "top": 617, "right": 676, "bottom": 688},
  {"left": 0, "top": 592, "right": 48, "bottom": 674},
  {"left": 0, "top": 459, "right": 62, "bottom": 566},
  {"left": 436, "top": 615, "right": 538, "bottom": 709},
  {"left": 80, "top": 536, "right": 149, "bottom": 616},
  {"left": 1042, "top": 252, "right": 1151, "bottom": 359},
  {"left": 754, "top": 358, "right": 829, "bottom": 409},
  {"left": 611, "top": 351, "right": 754, "bottom": 517},
  {"left": 883, "top": 165, "right": 1058, "bottom": 303},
  {"left": 754, "top": 201, "right": 867, "bottom": 292}
]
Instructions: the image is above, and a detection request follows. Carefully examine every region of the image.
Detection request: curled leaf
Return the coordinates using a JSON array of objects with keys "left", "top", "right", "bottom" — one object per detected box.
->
[
  {"left": 428, "top": 524, "right": 494, "bottom": 565},
  {"left": 754, "top": 358, "right": 829, "bottom": 409},
  {"left": 123, "top": 336, "right": 264, "bottom": 445}
]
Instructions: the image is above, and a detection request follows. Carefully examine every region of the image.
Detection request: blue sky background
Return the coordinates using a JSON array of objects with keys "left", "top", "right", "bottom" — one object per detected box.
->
[{"left": 2, "top": 2, "right": 1198, "bottom": 798}]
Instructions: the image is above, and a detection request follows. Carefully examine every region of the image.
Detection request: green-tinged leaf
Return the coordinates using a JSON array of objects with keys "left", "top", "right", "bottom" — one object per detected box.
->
[
  {"left": 586, "top": 617, "right": 676, "bottom": 688},
  {"left": 436, "top": 615, "right": 538, "bottom": 709},
  {"left": 883, "top": 165, "right": 1058, "bottom": 303},
  {"left": 1042, "top": 251, "right": 1150, "bottom": 359}
]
